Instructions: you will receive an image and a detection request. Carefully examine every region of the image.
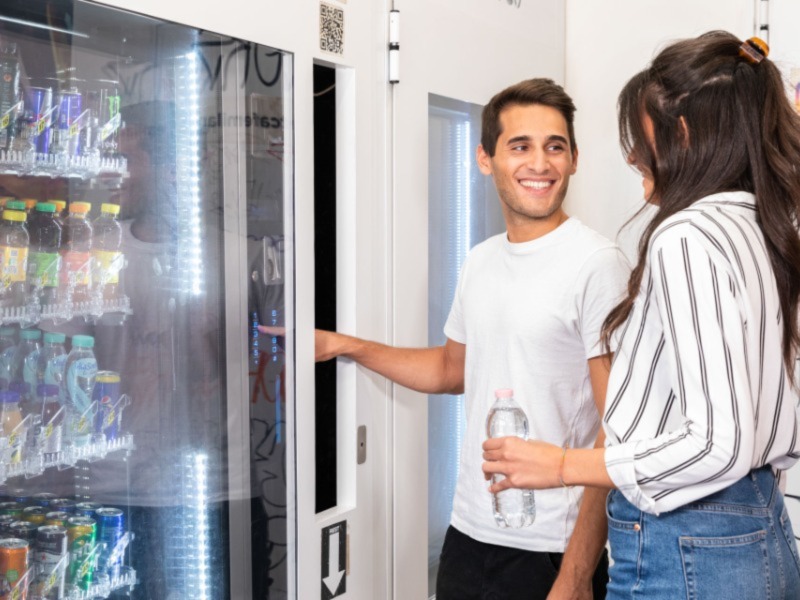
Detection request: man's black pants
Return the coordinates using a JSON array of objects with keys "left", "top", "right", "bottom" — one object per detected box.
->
[{"left": 435, "top": 525, "right": 608, "bottom": 600}]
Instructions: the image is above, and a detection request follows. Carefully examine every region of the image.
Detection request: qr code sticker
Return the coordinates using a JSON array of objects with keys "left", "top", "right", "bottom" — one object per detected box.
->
[{"left": 320, "top": 3, "right": 344, "bottom": 55}]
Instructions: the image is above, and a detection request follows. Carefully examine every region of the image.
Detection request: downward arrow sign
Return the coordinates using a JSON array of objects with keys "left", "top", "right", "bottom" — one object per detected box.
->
[{"left": 322, "top": 524, "right": 345, "bottom": 597}]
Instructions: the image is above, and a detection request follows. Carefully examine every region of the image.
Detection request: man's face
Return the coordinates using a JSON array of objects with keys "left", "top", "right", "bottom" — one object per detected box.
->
[{"left": 477, "top": 103, "right": 577, "bottom": 233}]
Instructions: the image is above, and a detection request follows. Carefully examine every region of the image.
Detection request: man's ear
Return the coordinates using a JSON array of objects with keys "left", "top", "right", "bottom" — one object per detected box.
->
[
  {"left": 571, "top": 146, "right": 579, "bottom": 175},
  {"left": 476, "top": 144, "right": 493, "bottom": 175}
]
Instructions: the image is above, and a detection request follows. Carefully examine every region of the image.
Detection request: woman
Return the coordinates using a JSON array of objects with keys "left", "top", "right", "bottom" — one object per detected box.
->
[{"left": 482, "top": 31, "right": 800, "bottom": 598}]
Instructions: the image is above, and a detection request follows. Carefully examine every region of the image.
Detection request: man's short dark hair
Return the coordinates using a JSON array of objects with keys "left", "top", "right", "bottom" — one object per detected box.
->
[{"left": 481, "top": 78, "right": 577, "bottom": 157}]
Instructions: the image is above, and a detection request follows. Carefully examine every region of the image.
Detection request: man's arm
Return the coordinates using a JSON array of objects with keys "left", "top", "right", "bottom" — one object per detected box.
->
[
  {"left": 548, "top": 354, "right": 611, "bottom": 600},
  {"left": 315, "top": 329, "right": 466, "bottom": 395}
]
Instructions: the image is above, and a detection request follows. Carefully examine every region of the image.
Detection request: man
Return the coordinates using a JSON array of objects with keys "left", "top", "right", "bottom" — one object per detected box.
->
[{"left": 315, "top": 79, "right": 629, "bottom": 599}]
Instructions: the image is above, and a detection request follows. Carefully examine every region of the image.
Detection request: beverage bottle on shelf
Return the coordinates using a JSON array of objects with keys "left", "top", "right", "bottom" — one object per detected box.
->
[
  {"left": 0, "top": 43, "right": 21, "bottom": 152},
  {"left": 91, "top": 203, "right": 122, "bottom": 300},
  {"left": 27, "top": 383, "right": 61, "bottom": 424},
  {"left": 0, "top": 390, "right": 22, "bottom": 436},
  {"left": 64, "top": 334, "right": 97, "bottom": 433},
  {"left": 0, "top": 326, "right": 15, "bottom": 389},
  {"left": 49, "top": 199, "right": 67, "bottom": 225},
  {"left": 10, "top": 327, "right": 40, "bottom": 404},
  {"left": 485, "top": 388, "right": 535, "bottom": 528},
  {"left": 37, "top": 331, "right": 67, "bottom": 392},
  {"left": 0, "top": 207, "right": 28, "bottom": 309},
  {"left": 59, "top": 201, "right": 92, "bottom": 303},
  {"left": 26, "top": 202, "right": 62, "bottom": 304}
]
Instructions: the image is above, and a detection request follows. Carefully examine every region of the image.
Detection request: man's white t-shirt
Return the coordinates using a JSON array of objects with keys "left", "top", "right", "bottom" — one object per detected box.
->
[{"left": 444, "top": 217, "right": 629, "bottom": 552}]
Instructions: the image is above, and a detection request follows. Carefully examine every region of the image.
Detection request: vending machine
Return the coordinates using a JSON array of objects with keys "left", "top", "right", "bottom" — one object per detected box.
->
[{"left": 0, "top": 0, "right": 291, "bottom": 597}]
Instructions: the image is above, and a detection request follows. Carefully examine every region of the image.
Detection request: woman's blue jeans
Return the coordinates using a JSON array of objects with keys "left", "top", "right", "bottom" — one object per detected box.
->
[{"left": 606, "top": 467, "right": 800, "bottom": 599}]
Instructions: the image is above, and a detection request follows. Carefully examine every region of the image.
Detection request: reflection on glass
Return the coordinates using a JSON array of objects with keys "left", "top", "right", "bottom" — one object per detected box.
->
[{"left": 0, "top": 2, "right": 290, "bottom": 599}]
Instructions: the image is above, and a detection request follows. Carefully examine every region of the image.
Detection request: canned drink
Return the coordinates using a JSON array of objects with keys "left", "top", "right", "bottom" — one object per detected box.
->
[
  {"left": 20, "top": 508, "right": 45, "bottom": 527},
  {"left": 0, "top": 538, "right": 28, "bottom": 600},
  {"left": 72, "top": 503, "right": 101, "bottom": 519},
  {"left": 0, "top": 505, "right": 20, "bottom": 518},
  {"left": 95, "top": 508, "right": 123, "bottom": 578},
  {"left": 0, "top": 46, "right": 21, "bottom": 151},
  {"left": 0, "top": 515, "right": 16, "bottom": 536},
  {"left": 47, "top": 500, "right": 74, "bottom": 514},
  {"left": 88, "top": 83, "right": 120, "bottom": 158},
  {"left": 33, "top": 525, "right": 66, "bottom": 600},
  {"left": 5, "top": 491, "right": 27, "bottom": 506},
  {"left": 29, "top": 494, "right": 57, "bottom": 509},
  {"left": 93, "top": 371, "right": 120, "bottom": 440},
  {"left": 53, "top": 89, "right": 82, "bottom": 157},
  {"left": 66, "top": 516, "right": 95, "bottom": 589},
  {"left": 25, "top": 87, "right": 52, "bottom": 155},
  {"left": 8, "top": 521, "right": 36, "bottom": 545},
  {"left": 43, "top": 512, "right": 69, "bottom": 528}
]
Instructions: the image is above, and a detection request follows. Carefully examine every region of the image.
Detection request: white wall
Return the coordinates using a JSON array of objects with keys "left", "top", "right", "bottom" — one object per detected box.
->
[{"left": 564, "top": 0, "right": 755, "bottom": 259}]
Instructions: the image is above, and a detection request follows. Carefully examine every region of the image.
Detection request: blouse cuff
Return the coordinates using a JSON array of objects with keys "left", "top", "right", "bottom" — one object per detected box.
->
[{"left": 604, "top": 443, "right": 659, "bottom": 515}]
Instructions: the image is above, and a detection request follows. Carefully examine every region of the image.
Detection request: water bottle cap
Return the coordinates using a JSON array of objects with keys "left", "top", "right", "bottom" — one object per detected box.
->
[
  {"left": 100, "top": 203, "right": 120, "bottom": 215},
  {"left": 34, "top": 202, "right": 56, "bottom": 213},
  {"left": 68, "top": 201, "right": 91, "bottom": 214},
  {"left": 19, "top": 329, "right": 41, "bottom": 340},
  {"left": 36, "top": 384, "right": 59, "bottom": 398},
  {"left": 43, "top": 332, "right": 66, "bottom": 344},
  {"left": 71, "top": 334, "right": 95, "bottom": 348},
  {"left": 49, "top": 200, "right": 66, "bottom": 212},
  {"left": 23, "top": 199, "right": 37, "bottom": 210},
  {"left": 2, "top": 209, "right": 26, "bottom": 222},
  {"left": 495, "top": 388, "right": 513, "bottom": 398},
  {"left": 5, "top": 201, "right": 24, "bottom": 211},
  {"left": 0, "top": 391, "right": 20, "bottom": 404}
]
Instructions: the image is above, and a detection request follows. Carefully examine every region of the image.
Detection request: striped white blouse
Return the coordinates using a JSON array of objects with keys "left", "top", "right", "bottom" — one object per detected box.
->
[{"left": 603, "top": 191, "right": 800, "bottom": 515}]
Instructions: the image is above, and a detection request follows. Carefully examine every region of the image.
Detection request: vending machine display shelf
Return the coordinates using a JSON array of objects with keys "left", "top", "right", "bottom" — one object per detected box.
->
[
  {"left": 0, "top": 433, "right": 134, "bottom": 484},
  {"left": 0, "top": 295, "right": 132, "bottom": 326},
  {"left": 65, "top": 566, "right": 138, "bottom": 600},
  {"left": 0, "top": 150, "right": 128, "bottom": 180}
]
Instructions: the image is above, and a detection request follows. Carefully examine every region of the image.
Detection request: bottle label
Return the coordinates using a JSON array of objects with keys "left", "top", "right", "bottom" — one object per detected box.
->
[
  {"left": 67, "top": 357, "right": 97, "bottom": 414},
  {"left": 60, "top": 251, "right": 91, "bottom": 287},
  {"left": 92, "top": 250, "right": 122, "bottom": 284},
  {"left": 23, "top": 349, "right": 39, "bottom": 391},
  {"left": 0, "top": 245, "right": 27, "bottom": 286},
  {"left": 28, "top": 251, "right": 60, "bottom": 287},
  {"left": 0, "top": 346, "right": 14, "bottom": 380},
  {"left": 44, "top": 354, "right": 66, "bottom": 386}
]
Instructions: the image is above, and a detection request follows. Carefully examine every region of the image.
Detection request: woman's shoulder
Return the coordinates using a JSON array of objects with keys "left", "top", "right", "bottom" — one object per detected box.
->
[{"left": 651, "top": 191, "right": 755, "bottom": 251}]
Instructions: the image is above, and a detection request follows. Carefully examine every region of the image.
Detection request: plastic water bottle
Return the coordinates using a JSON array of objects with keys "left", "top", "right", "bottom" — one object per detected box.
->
[
  {"left": 10, "top": 328, "right": 40, "bottom": 403},
  {"left": 60, "top": 201, "right": 93, "bottom": 303},
  {"left": 0, "top": 207, "right": 29, "bottom": 309},
  {"left": 64, "top": 334, "right": 97, "bottom": 418},
  {"left": 486, "top": 388, "right": 535, "bottom": 528},
  {"left": 26, "top": 202, "right": 62, "bottom": 304},
  {"left": 91, "top": 203, "right": 122, "bottom": 300},
  {"left": 37, "top": 331, "right": 67, "bottom": 392},
  {"left": 0, "top": 326, "right": 16, "bottom": 389}
]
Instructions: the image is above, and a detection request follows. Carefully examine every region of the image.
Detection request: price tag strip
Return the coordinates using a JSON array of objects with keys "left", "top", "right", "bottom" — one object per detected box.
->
[{"left": 0, "top": 101, "right": 24, "bottom": 131}]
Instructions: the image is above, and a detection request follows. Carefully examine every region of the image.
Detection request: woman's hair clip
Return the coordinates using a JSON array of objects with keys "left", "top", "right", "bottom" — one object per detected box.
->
[{"left": 739, "top": 37, "right": 769, "bottom": 65}]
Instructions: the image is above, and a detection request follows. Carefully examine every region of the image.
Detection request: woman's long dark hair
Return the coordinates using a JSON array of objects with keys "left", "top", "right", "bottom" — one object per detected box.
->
[{"left": 601, "top": 31, "right": 800, "bottom": 373}]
